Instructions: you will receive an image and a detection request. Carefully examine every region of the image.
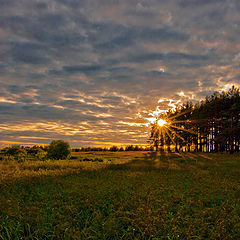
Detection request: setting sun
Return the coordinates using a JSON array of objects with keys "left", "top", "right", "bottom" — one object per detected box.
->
[{"left": 157, "top": 119, "right": 167, "bottom": 127}]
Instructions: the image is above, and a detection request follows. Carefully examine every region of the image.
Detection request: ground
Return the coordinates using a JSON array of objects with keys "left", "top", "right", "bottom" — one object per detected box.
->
[{"left": 0, "top": 152, "right": 240, "bottom": 239}]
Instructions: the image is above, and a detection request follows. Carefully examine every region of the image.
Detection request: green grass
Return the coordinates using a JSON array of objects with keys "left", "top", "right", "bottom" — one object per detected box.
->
[{"left": 0, "top": 152, "right": 240, "bottom": 239}]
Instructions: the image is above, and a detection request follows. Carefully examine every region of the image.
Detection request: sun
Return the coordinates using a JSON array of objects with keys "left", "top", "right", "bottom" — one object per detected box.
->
[{"left": 157, "top": 119, "right": 167, "bottom": 127}]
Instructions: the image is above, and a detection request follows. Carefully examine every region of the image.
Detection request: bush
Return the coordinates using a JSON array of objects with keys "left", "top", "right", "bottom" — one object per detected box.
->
[
  {"left": 28, "top": 146, "right": 47, "bottom": 160},
  {"left": 47, "top": 140, "right": 71, "bottom": 160},
  {"left": 2, "top": 146, "right": 27, "bottom": 162}
]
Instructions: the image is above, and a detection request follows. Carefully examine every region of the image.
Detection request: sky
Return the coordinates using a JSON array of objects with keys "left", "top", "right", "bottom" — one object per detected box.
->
[{"left": 1, "top": 0, "right": 240, "bottom": 148}]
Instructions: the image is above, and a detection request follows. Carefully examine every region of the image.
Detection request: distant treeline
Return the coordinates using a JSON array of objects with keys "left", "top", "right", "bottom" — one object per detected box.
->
[
  {"left": 72, "top": 145, "right": 154, "bottom": 152},
  {"left": 149, "top": 86, "right": 240, "bottom": 153},
  {"left": 0, "top": 144, "right": 153, "bottom": 162}
]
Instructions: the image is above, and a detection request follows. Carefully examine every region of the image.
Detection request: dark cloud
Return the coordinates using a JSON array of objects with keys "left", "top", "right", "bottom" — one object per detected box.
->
[
  {"left": 95, "top": 27, "right": 189, "bottom": 51},
  {"left": 179, "top": 0, "right": 224, "bottom": 7},
  {"left": 47, "top": 64, "right": 103, "bottom": 77},
  {"left": 11, "top": 41, "right": 50, "bottom": 64},
  {"left": 63, "top": 65, "right": 103, "bottom": 73},
  {"left": 127, "top": 52, "right": 210, "bottom": 63}
]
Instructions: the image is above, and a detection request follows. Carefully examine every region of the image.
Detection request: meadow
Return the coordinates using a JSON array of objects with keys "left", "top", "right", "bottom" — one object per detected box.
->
[{"left": 0, "top": 151, "right": 240, "bottom": 239}]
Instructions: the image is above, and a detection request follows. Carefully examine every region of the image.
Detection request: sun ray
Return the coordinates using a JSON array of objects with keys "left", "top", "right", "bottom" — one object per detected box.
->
[
  {"left": 171, "top": 119, "right": 202, "bottom": 124},
  {"left": 163, "top": 127, "right": 189, "bottom": 160},
  {"left": 164, "top": 127, "right": 176, "bottom": 147},
  {"left": 159, "top": 126, "right": 163, "bottom": 143},
  {"left": 149, "top": 107, "right": 201, "bottom": 153},
  {"left": 170, "top": 124, "right": 198, "bottom": 135},
  {"left": 167, "top": 108, "right": 193, "bottom": 120},
  {"left": 165, "top": 125, "right": 186, "bottom": 143},
  {"left": 162, "top": 128, "right": 168, "bottom": 148},
  {"left": 185, "top": 152, "right": 199, "bottom": 161},
  {"left": 175, "top": 152, "right": 188, "bottom": 161}
]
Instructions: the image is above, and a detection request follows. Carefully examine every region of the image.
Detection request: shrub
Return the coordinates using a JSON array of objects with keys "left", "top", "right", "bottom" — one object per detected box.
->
[
  {"left": 35, "top": 148, "right": 47, "bottom": 160},
  {"left": 28, "top": 146, "right": 47, "bottom": 160},
  {"left": 3, "top": 146, "right": 27, "bottom": 162},
  {"left": 47, "top": 140, "right": 71, "bottom": 160}
]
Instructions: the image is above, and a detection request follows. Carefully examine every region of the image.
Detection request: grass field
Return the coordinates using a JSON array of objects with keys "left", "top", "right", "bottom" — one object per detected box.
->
[{"left": 0, "top": 152, "right": 240, "bottom": 239}]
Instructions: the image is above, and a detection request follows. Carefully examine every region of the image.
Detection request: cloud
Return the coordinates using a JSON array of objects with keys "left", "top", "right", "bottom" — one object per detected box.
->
[
  {"left": 179, "top": 0, "right": 224, "bottom": 7},
  {"left": 95, "top": 26, "right": 189, "bottom": 51},
  {"left": 48, "top": 64, "right": 103, "bottom": 76},
  {"left": 0, "top": 0, "right": 240, "bottom": 147},
  {"left": 10, "top": 41, "right": 50, "bottom": 64},
  {"left": 127, "top": 52, "right": 210, "bottom": 64}
]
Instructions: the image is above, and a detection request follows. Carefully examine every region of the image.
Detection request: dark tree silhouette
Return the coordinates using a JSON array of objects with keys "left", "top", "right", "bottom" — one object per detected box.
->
[
  {"left": 149, "top": 86, "right": 240, "bottom": 153},
  {"left": 47, "top": 140, "right": 71, "bottom": 160}
]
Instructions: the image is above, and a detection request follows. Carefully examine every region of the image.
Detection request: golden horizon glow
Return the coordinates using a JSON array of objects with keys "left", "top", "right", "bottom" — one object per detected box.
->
[
  {"left": 157, "top": 119, "right": 167, "bottom": 127},
  {"left": 0, "top": 139, "right": 149, "bottom": 149}
]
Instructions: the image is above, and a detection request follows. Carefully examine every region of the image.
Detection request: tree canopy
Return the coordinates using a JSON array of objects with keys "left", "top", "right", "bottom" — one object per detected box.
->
[{"left": 47, "top": 140, "right": 71, "bottom": 160}]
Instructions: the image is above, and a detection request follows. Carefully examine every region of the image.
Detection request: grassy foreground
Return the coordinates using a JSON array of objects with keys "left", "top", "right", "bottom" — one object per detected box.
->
[{"left": 0, "top": 152, "right": 240, "bottom": 239}]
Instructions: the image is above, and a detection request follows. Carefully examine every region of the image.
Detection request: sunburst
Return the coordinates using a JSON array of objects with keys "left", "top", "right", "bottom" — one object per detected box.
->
[
  {"left": 157, "top": 119, "right": 167, "bottom": 127},
  {"left": 149, "top": 109, "right": 199, "bottom": 152}
]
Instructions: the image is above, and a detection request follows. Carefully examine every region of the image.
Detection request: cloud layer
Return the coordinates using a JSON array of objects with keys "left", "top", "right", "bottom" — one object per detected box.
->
[{"left": 1, "top": 0, "right": 240, "bottom": 147}]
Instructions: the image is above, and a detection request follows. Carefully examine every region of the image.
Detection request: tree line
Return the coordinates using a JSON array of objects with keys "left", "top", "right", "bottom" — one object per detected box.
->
[
  {"left": 72, "top": 145, "right": 154, "bottom": 152},
  {"left": 149, "top": 86, "right": 240, "bottom": 153},
  {"left": 0, "top": 142, "right": 153, "bottom": 162}
]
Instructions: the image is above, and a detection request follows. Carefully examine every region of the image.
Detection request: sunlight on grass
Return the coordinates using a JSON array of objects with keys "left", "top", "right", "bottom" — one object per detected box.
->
[{"left": 0, "top": 152, "right": 146, "bottom": 184}]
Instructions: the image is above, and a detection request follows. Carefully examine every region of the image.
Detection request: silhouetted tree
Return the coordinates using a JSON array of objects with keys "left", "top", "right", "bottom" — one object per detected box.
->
[{"left": 47, "top": 140, "right": 71, "bottom": 160}]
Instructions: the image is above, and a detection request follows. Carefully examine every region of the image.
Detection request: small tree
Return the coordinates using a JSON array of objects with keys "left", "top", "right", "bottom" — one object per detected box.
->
[{"left": 47, "top": 140, "right": 71, "bottom": 160}]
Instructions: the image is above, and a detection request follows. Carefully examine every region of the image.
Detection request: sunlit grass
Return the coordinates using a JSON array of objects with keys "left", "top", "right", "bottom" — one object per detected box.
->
[
  {"left": 0, "top": 152, "right": 146, "bottom": 184},
  {"left": 0, "top": 152, "right": 240, "bottom": 239}
]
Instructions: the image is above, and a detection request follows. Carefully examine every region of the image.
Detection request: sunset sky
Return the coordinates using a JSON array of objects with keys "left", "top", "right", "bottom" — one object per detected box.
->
[{"left": 1, "top": 0, "right": 240, "bottom": 148}]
